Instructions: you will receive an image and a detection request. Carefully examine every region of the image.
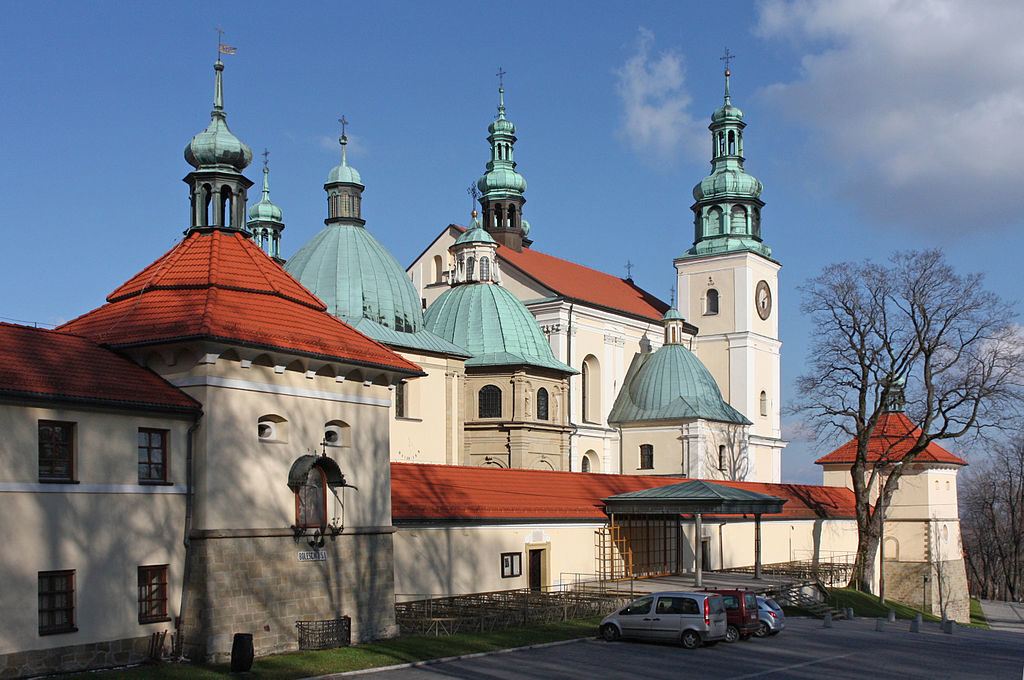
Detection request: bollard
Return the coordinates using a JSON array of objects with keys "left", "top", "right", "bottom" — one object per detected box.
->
[
  {"left": 846, "top": 607, "right": 855, "bottom": 620},
  {"left": 910, "top": 616, "right": 920, "bottom": 633},
  {"left": 944, "top": 620, "right": 955, "bottom": 635},
  {"left": 823, "top": 612, "right": 833, "bottom": 628},
  {"left": 875, "top": 618, "right": 885, "bottom": 631},
  {"left": 887, "top": 609, "right": 896, "bottom": 623}
]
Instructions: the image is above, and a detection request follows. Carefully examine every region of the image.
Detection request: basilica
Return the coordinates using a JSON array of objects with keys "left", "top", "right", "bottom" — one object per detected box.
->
[{"left": 0, "top": 57, "right": 969, "bottom": 677}]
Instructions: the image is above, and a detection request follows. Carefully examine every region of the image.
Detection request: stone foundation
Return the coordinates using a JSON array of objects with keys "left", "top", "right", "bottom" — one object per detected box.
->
[
  {"left": 0, "top": 635, "right": 153, "bottom": 679},
  {"left": 885, "top": 558, "right": 970, "bottom": 623},
  {"left": 180, "top": 527, "right": 398, "bottom": 663}
]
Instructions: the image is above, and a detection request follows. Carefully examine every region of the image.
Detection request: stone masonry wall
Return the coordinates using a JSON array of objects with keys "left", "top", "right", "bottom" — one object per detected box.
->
[
  {"left": 886, "top": 558, "right": 970, "bottom": 623},
  {"left": 181, "top": 529, "right": 398, "bottom": 663},
  {"left": 0, "top": 635, "right": 154, "bottom": 678}
]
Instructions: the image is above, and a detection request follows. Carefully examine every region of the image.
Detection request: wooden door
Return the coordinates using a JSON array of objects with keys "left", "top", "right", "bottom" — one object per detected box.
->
[{"left": 528, "top": 549, "right": 543, "bottom": 592}]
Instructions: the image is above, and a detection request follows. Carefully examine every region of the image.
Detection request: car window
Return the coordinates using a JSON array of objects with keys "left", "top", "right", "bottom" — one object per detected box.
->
[
  {"left": 621, "top": 596, "right": 653, "bottom": 616},
  {"left": 744, "top": 593, "right": 757, "bottom": 610},
  {"left": 709, "top": 596, "right": 725, "bottom": 614},
  {"left": 765, "top": 598, "right": 782, "bottom": 611},
  {"left": 722, "top": 595, "right": 739, "bottom": 610},
  {"left": 656, "top": 597, "right": 699, "bottom": 615}
]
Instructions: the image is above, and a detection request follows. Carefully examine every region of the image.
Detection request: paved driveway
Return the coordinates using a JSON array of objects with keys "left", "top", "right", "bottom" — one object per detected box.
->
[
  {"left": 981, "top": 599, "right": 1024, "bottom": 633},
  {"left": 343, "top": 617, "right": 1024, "bottom": 680}
]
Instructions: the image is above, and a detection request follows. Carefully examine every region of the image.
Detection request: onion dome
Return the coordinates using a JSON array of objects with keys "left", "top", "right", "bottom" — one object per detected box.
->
[
  {"left": 327, "top": 133, "right": 362, "bottom": 186},
  {"left": 184, "top": 61, "right": 253, "bottom": 171},
  {"left": 248, "top": 163, "right": 283, "bottom": 224},
  {"left": 692, "top": 168, "right": 763, "bottom": 201},
  {"left": 424, "top": 282, "right": 574, "bottom": 373},
  {"left": 521, "top": 218, "right": 531, "bottom": 238},
  {"left": 476, "top": 85, "right": 527, "bottom": 196},
  {"left": 608, "top": 342, "right": 750, "bottom": 425},
  {"left": 663, "top": 307, "right": 684, "bottom": 321},
  {"left": 455, "top": 216, "right": 497, "bottom": 246}
]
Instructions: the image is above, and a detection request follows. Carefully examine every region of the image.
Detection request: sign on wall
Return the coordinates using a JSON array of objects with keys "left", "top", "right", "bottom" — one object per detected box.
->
[{"left": 297, "top": 550, "right": 328, "bottom": 562}]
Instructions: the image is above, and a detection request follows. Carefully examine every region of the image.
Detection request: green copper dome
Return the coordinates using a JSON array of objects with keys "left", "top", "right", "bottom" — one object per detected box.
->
[
  {"left": 184, "top": 61, "right": 253, "bottom": 171},
  {"left": 454, "top": 220, "right": 496, "bottom": 245},
  {"left": 478, "top": 167, "right": 527, "bottom": 195},
  {"left": 712, "top": 102, "right": 744, "bottom": 123},
  {"left": 663, "top": 307, "right": 684, "bottom": 321},
  {"left": 248, "top": 166, "right": 283, "bottom": 224},
  {"left": 692, "top": 167, "right": 763, "bottom": 201},
  {"left": 425, "top": 283, "right": 574, "bottom": 373},
  {"left": 286, "top": 224, "right": 423, "bottom": 333},
  {"left": 609, "top": 344, "right": 750, "bottom": 425},
  {"left": 327, "top": 135, "right": 362, "bottom": 186}
]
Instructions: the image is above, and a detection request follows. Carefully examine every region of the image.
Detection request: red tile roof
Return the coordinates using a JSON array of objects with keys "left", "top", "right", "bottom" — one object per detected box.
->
[
  {"left": 0, "top": 323, "right": 199, "bottom": 413},
  {"left": 60, "top": 230, "right": 422, "bottom": 375},
  {"left": 450, "top": 226, "right": 669, "bottom": 323},
  {"left": 815, "top": 411, "right": 966, "bottom": 466},
  {"left": 390, "top": 463, "right": 857, "bottom": 522}
]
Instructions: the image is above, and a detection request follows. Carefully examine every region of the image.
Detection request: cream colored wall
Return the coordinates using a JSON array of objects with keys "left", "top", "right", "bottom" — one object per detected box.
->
[
  {"left": 409, "top": 228, "right": 458, "bottom": 310},
  {"left": 393, "top": 523, "right": 603, "bottom": 598},
  {"left": 695, "top": 519, "right": 861, "bottom": 572},
  {"left": 145, "top": 349, "right": 397, "bottom": 531},
  {"left": 618, "top": 421, "right": 749, "bottom": 480},
  {"left": 391, "top": 351, "right": 464, "bottom": 466},
  {"left": 0, "top": 403, "right": 191, "bottom": 654}
]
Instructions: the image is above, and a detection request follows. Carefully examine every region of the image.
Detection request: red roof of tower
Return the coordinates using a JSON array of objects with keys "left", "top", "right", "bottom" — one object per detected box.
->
[
  {"left": 60, "top": 230, "right": 422, "bottom": 374},
  {"left": 0, "top": 323, "right": 199, "bottom": 413},
  {"left": 390, "top": 462, "right": 857, "bottom": 522},
  {"left": 814, "top": 411, "right": 967, "bottom": 466}
]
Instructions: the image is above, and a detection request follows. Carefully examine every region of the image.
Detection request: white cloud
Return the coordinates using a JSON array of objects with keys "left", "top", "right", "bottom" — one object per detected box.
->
[
  {"left": 755, "top": 0, "right": 1024, "bottom": 232},
  {"left": 615, "top": 28, "right": 705, "bottom": 165}
]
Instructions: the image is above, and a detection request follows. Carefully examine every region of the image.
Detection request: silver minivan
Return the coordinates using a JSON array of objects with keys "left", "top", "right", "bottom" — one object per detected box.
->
[{"left": 600, "top": 591, "right": 728, "bottom": 649}]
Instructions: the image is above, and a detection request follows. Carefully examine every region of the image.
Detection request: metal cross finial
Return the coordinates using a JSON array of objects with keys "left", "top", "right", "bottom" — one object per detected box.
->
[
  {"left": 338, "top": 115, "right": 349, "bottom": 139},
  {"left": 670, "top": 283, "right": 677, "bottom": 304},
  {"left": 625, "top": 260, "right": 635, "bottom": 280},
  {"left": 262, "top": 148, "right": 270, "bottom": 170},
  {"left": 496, "top": 67, "right": 506, "bottom": 89},
  {"left": 720, "top": 47, "right": 735, "bottom": 74},
  {"left": 467, "top": 183, "right": 480, "bottom": 206}
]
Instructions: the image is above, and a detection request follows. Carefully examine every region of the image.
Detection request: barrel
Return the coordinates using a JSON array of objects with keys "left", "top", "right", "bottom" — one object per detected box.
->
[{"left": 230, "top": 632, "right": 254, "bottom": 672}]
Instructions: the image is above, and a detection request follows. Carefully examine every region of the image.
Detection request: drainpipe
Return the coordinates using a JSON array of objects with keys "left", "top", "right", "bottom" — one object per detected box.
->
[
  {"left": 616, "top": 425, "right": 623, "bottom": 475},
  {"left": 177, "top": 412, "right": 202, "bottom": 659},
  {"left": 680, "top": 425, "right": 687, "bottom": 477},
  {"left": 565, "top": 302, "right": 576, "bottom": 471}
]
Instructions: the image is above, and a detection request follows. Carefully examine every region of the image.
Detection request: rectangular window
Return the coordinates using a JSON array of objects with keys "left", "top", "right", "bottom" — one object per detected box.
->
[
  {"left": 395, "top": 382, "right": 407, "bottom": 419},
  {"left": 138, "top": 565, "right": 170, "bottom": 624},
  {"left": 38, "top": 421, "right": 75, "bottom": 482},
  {"left": 639, "top": 444, "right": 654, "bottom": 470},
  {"left": 500, "top": 552, "right": 522, "bottom": 578},
  {"left": 138, "top": 428, "right": 169, "bottom": 483},
  {"left": 38, "top": 570, "right": 76, "bottom": 635}
]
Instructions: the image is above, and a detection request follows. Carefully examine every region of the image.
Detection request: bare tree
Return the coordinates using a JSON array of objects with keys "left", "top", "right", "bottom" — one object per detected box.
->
[
  {"left": 705, "top": 424, "right": 749, "bottom": 481},
  {"left": 961, "top": 434, "right": 1024, "bottom": 601},
  {"left": 794, "top": 249, "right": 1022, "bottom": 594}
]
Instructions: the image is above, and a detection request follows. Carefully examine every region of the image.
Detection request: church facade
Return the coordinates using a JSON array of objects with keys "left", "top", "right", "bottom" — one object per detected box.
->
[{"left": 0, "top": 55, "right": 971, "bottom": 678}]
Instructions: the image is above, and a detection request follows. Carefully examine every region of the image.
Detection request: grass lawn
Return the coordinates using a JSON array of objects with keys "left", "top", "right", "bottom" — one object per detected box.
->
[
  {"left": 969, "top": 598, "right": 990, "bottom": 629},
  {"left": 68, "top": 617, "right": 602, "bottom": 680}
]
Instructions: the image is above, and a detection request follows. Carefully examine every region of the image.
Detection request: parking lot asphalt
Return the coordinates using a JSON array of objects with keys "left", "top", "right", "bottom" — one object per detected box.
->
[{"left": 345, "top": 617, "right": 1024, "bottom": 679}]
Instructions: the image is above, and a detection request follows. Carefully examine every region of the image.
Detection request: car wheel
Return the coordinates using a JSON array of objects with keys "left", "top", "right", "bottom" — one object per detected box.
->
[
  {"left": 724, "top": 625, "right": 740, "bottom": 643},
  {"left": 755, "top": 622, "right": 770, "bottom": 638},
  {"left": 600, "top": 624, "right": 621, "bottom": 642},
  {"left": 681, "top": 630, "right": 702, "bottom": 649}
]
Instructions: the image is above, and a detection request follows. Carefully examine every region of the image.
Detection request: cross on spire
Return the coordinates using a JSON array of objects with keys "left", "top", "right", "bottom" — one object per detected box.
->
[
  {"left": 338, "top": 115, "right": 349, "bottom": 139},
  {"left": 496, "top": 67, "right": 506, "bottom": 89},
  {"left": 670, "top": 283, "right": 677, "bottom": 305},
  {"left": 262, "top": 148, "right": 270, "bottom": 171},
  {"left": 720, "top": 47, "right": 735, "bottom": 74},
  {"left": 625, "top": 260, "right": 635, "bottom": 280}
]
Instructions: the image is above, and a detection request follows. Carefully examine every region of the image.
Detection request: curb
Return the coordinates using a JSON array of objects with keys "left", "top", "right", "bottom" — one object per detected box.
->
[{"left": 302, "top": 636, "right": 594, "bottom": 679}]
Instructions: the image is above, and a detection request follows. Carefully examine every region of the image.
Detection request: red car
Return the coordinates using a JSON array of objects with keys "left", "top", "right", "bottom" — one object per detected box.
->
[{"left": 703, "top": 589, "right": 760, "bottom": 642}]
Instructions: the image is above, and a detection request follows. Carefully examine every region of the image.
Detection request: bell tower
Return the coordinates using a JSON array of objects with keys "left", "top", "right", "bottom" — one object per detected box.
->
[
  {"left": 674, "top": 54, "right": 785, "bottom": 483},
  {"left": 477, "top": 70, "right": 529, "bottom": 251}
]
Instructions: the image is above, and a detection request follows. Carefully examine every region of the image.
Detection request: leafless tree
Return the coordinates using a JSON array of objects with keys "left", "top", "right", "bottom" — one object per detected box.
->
[
  {"left": 705, "top": 424, "right": 750, "bottom": 481},
  {"left": 794, "top": 249, "right": 1023, "bottom": 594},
  {"left": 961, "top": 434, "right": 1024, "bottom": 601}
]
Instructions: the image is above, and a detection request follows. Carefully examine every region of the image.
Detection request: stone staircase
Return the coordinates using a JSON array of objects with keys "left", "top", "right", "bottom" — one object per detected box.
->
[{"left": 768, "top": 580, "right": 846, "bottom": 620}]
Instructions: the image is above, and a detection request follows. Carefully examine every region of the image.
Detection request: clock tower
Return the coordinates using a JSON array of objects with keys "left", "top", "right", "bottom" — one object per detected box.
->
[{"left": 674, "top": 61, "right": 785, "bottom": 482}]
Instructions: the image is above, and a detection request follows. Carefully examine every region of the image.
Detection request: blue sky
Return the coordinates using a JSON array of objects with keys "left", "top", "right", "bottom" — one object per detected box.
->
[{"left": 2, "top": 1, "right": 1021, "bottom": 482}]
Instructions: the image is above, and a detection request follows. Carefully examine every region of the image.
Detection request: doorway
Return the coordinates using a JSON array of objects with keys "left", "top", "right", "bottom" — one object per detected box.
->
[
  {"left": 700, "top": 538, "right": 712, "bottom": 572},
  {"left": 528, "top": 549, "right": 543, "bottom": 592}
]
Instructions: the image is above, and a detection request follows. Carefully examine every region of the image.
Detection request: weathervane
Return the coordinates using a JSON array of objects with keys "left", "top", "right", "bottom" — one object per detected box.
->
[
  {"left": 215, "top": 27, "right": 237, "bottom": 58},
  {"left": 467, "top": 183, "right": 480, "bottom": 213},
  {"left": 720, "top": 47, "right": 735, "bottom": 74}
]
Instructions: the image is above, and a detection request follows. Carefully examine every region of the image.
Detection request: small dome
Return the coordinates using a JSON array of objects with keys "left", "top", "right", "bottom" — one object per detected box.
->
[
  {"left": 478, "top": 167, "right": 527, "bottom": 195},
  {"left": 185, "top": 113, "right": 253, "bottom": 171},
  {"left": 693, "top": 168, "right": 763, "bottom": 201},
  {"left": 663, "top": 307, "right": 684, "bottom": 322},
  {"left": 425, "top": 283, "right": 574, "bottom": 373},
  {"left": 455, "top": 225, "right": 496, "bottom": 246},
  {"left": 609, "top": 344, "right": 751, "bottom": 425},
  {"left": 327, "top": 161, "right": 362, "bottom": 186},
  {"left": 248, "top": 195, "right": 282, "bottom": 224},
  {"left": 286, "top": 223, "right": 423, "bottom": 333},
  {"left": 712, "top": 102, "right": 744, "bottom": 123},
  {"left": 489, "top": 116, "right": 516, "bottom": 135},
  {"left": 521, "top": 218, "right": 531, "bottom": 237}
]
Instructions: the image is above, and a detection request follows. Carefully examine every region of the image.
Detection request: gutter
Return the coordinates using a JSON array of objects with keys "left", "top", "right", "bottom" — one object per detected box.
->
[
  {"left": 565, "top": 302, "right": 577, "bottom": 471},
  {"left": 176, "top": 412, "right": 202, "bottom": 659}
]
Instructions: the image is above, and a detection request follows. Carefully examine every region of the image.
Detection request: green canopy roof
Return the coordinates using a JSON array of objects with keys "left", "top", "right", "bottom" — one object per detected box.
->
[
  {"left": 603, "top": 480, "right": 785, "bottom": 515},
  {"left": 424, "top": 283, "right": 575, "bottom": 373},
  {"left": 608, "top": 345, "right": 751, "bottom": 425}
]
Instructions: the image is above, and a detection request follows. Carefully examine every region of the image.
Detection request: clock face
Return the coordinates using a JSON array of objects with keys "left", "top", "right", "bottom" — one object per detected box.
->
[{"left": 755, "top": 280, "right": 772, "bottom": 320}]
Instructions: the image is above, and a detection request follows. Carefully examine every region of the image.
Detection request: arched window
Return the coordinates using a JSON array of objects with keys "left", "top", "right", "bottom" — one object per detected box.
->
[
  {"left": 883, "top": 537, "right": 899, "bottom": 561},
  {"left": 507, "top": 204, "right": 516, "bottom": 230},
  {"left": 221, "top": 186, "right": 233, "bottom": 227},
  {"left": 432, "top": 255, "right": 444, "bottom": 283},
  {"left": 751, "top": 208, "right": 761, "bottom": 238},
  {"left": 730, "top": 205, "right": 747, "bottom": 234},
  {"left": 479, "top": 385, "right": 502, "bottom": 418},
  {"left": 639, "top": 444, "right": 654, "bottom": 470},
  {"left": 258, "top": 414, "right": 287, "bottom": 442},
  {"left": 707, "top": 207, "right": 722, "bottom": 236},
  {"left": 467, "top": 256, "right": 476, "bottom": 279},
  {"left": 202, "top": 184, "right": 213, "bottom": 227},
  {"left": 536, "top": 388, "right": 549, "bottom": 420},
  {"left": 760, "top": 391, "right": 768, "bottom": 417},
  {"left": 295, "top": 466, "right": 327, "bottom": 529},
  {"left": 728, "top": 130, "right": 736, "bottom": 155},
  {"left": 581, "top": 355, "right": 601, "bottom": 423},
  {"left": 324, "top": 420, "right": 351, "bottom": 448},
  {"left": 718, "top": 445, "right": 727, "bottom": 472},
  {"left": 480, "top": 256, "right": 491, "bottom": 281},
  {"left": 706, "top": 289, "right": 720, "bottom": 315},
  {"left": 582, "top": 452, "right": 596, "bottom": 473}
]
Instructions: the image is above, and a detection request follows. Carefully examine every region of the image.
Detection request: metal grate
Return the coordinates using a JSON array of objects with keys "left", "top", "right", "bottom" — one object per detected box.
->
[{"left": 295, "top": 616, "right": 351, "bottom": 650}]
